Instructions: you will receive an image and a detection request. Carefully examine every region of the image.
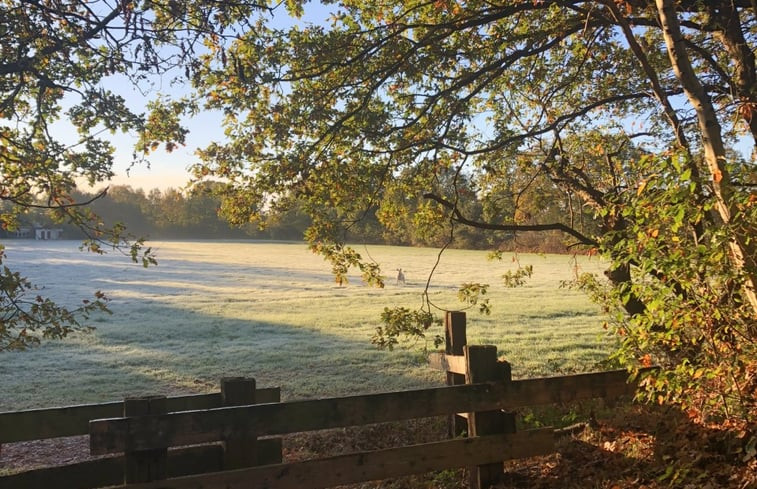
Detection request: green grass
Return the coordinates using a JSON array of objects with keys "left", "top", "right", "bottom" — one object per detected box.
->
[{"left": 0, "top": 241, "right": 614, "bottom": 411}]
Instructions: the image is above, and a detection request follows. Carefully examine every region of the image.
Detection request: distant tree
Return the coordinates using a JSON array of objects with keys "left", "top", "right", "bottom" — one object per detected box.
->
[
  {"left": 86, "top": 186, "right": 153, "bottom": 237},
  {"left": 261, "top": 199, "right": 313, "bottom": 241},
  {"left": 148, "top": 188, "right": 191, "bottom": 236},
  {"left": 378, "top": 167, "right": 488, "bottom": 248},
  {"left": 184, "top": 181, "right": 251, "bottom": 238}
]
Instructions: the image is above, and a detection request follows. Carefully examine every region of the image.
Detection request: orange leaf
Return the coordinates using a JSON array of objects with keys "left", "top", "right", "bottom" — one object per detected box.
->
[
  {"left": 739, "top": 100, "right": 754, "bottom": 121},
  {"left": 637, "top": 179, "right": 647, "bottom": 196},
  {"left": 713, "top": 168, "right": 723, "bottom": 183}
]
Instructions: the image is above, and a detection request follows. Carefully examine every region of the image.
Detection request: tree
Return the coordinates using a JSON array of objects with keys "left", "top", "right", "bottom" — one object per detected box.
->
[
  {"left": 378, "top": 166, "right": 489, "bottom": 248},
  {"left": 86, "top": 185, "right": 152, "bottom": 237},
  {"left": 0, "top": 0, "right": 271, "bottom": 350},
  {"left": 188, "top": 1, "right": 756, "bottom": 433}
]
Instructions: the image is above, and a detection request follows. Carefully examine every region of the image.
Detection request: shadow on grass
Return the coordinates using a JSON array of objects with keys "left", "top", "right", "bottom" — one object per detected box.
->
[
  {"left": 0, "top": 293, "right": 443, "bottom": 412},
  {"left": 0, "top": 296, "right": 444, "bottom": 475}
]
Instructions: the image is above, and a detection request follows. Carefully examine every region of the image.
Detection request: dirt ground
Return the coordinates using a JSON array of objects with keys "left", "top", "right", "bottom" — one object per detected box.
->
[{"left": 1, "top": 404, "right": 755, "bottom": 488}]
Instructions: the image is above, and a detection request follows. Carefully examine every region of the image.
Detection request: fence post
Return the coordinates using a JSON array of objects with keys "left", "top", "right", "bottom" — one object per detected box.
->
[
  {"left": 499, "top": 360, "right": 517, "bottom": 434},
  {"left": 123, "top": 396, "right": 167, "bottom": 484},
  {"left": 221, "top": 377, "right": 258, "bottom": 469},
  {"left": 445, "top": 311, "right": 468, "bottom": 437},
  {"left": 465, "top": 345, "right": 508, "bottom": 489}
]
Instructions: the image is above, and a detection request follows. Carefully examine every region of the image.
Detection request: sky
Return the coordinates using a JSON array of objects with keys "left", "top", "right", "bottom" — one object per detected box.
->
[
  {"left": 89, "top": 104, "right": 224, "bottom": 193},
  {"left": 90, "top": 3, "right": 754, "bottom": 194},
  {"left": 86, "top": 4, "right": 336, "bottom": 194}
]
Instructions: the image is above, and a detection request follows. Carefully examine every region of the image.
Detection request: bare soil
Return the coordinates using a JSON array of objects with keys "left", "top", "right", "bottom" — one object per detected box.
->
[{"left": 1, "top": 404, "right": 755, "bottom": 488}]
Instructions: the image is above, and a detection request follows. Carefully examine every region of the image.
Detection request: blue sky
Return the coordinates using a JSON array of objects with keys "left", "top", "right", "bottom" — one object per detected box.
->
[
  {"left": 91, "top": 4, "right": 753, "bottom": 193},
  {"left": 87, "top": 3, "right": 337, "bottom": 193}
]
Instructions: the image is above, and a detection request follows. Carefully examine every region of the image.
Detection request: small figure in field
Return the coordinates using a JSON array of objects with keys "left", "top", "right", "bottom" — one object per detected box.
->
[{"left": 396, "top": 268, "right": 406, "bottom": 286}]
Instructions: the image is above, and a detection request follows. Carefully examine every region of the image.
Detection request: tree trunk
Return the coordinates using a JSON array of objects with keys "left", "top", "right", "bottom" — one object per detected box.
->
[
  {"left": 656, "top": 0, "right": 757, "bottom": 316},
  {"left": 707, "top": 3, "right": 757, "bottom": 144}
]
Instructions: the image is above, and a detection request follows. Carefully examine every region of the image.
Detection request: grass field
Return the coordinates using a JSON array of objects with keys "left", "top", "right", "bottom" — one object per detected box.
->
[{"left": 0, "top": 240, "right": 613, "bottom": 411}]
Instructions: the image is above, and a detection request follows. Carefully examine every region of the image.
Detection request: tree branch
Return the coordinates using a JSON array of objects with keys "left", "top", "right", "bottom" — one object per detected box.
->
[{"left": 423, "top": 192, "right": 598, "bottom": 247}]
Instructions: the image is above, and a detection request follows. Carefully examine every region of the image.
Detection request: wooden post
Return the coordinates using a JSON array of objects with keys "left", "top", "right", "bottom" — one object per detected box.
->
[
  {"left": 499, "top": 360, "right": 517, "bottom": 434},
  {"left": 221, "top": 377, "right": 258, "bottom": 469},
  {"left": 445, "top": 311, "right": 468, "bottom": 437},
  {"left": 465, "top": 345, "right": 508, "bottom": 489},
  {"left": 123, "top": 396, "right": 167, "bottom": 484}
]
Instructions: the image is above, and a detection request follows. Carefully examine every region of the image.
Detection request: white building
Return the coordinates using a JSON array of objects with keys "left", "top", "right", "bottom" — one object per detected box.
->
[
  {"left": 12, "top": 227, "right": 33, "bottom": 238},
  {"left": 35, "top": 228, "right": 63, "bottom": 240}
]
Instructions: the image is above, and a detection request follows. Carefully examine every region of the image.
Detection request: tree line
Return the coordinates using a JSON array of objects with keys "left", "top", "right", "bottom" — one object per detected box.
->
[
  {"left": 2, "top": 179, "right": 588, "bottom": 252},
  {"left": 0, "top": 183, "right": 293, "bottom": 241}
]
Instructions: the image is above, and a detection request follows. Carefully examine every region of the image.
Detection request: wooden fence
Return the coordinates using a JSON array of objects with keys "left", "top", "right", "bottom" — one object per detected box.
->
[
  {"left": 1, "top": 312, "right": 642, "bottom": 489},
  {"left": 0, "top": 380, "right": 283, "bottom": 489}
]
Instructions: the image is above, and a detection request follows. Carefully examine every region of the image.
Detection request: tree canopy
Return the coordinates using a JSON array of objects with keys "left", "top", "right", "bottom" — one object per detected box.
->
[{"left": 185, "top": 1, "right": 757, "bottom": 432}]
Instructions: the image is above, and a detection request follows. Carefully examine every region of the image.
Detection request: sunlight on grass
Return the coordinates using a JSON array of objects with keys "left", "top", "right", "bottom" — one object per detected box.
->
[{"left": 0, "top": 241, "right": 613, "bottom": 410}]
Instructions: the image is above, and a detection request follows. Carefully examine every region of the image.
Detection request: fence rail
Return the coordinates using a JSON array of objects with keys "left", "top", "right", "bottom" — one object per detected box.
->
[
  {"left": 0, "top": 388, "right": 280, "bottom": 444},
  {"left": 0, "top": 439, "right": 283, "bottom": 489},
  {"left": 120, "top": 430, "right": 555, "bottom": 489},
  {"left": 89, "top": 368, "right": 635, "bottom": 456},
  {"left": 1, "top": 312, "right": 646, "bottom": 489}
]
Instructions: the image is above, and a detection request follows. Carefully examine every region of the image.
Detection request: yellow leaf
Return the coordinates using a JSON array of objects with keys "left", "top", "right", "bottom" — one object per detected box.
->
[{"left": 637, "top": 179, "right": 647, "bottom": 196}]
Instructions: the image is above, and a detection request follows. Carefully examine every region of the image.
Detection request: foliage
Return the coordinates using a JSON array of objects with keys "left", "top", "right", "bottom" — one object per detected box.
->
[
  {"left": 457, "top": 282, "right": 491, "bottom": 315},
  {"left": 183, "top": 0, "right": 757, "bottom": 446},
  {"left": 0, "top": 245, "right": 109, "bottom": 351},
  {"left": 373, "top": 306, "right": 442, "bottom": 351},
  {"left": 575, "top": 151, "right": 757, "bottom": 434},
  {"left": 503, "top": 267, "right": 534, "bottom": 289},
  {"left": 0, "top": 0, "right": 272, "bottom": 350},
  {"left": 309, "top": 240, "right": 385, "bottom": 287},
  {"left": 489, "top": 251, "right": 535, "bottom": 287}
]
